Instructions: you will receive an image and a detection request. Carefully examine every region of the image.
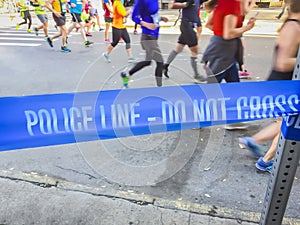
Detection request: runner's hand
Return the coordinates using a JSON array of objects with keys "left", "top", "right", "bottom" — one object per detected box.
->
[{"left": 160, "top": 16, "right": 168, "bottom": 23}]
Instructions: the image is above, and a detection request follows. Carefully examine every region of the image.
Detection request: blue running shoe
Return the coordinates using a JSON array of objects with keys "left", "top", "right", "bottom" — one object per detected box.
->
[
  {"left": 103, "top": 52, "right": 111, "bottom": 63},
  {"left": 239, "top": 137, "right": 265, "bottom": 158},
  {"left": 61, "top": 46, "right": 71, "bottom": 53},
  {"left": 256, "top": 157, "right": 274, "bottom": 173}
]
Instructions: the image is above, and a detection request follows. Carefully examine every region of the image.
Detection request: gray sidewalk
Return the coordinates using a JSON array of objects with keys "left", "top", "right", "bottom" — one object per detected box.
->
[{"left": 0, "top": 172, "right": 258, "bottom": 225}]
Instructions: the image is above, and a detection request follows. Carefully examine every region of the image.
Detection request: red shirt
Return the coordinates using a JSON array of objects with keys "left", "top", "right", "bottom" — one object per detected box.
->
[
  {"left": 103, "top": 0, "right": 112, "bottom": 18},
  {"left": 213, "top": 0, "right": 242, "bottom": 36}
]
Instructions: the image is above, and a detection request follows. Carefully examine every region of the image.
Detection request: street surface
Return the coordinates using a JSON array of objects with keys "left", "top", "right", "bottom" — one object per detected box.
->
[{"left": 0, "top": 7, "right": 299, "bottom": 225}]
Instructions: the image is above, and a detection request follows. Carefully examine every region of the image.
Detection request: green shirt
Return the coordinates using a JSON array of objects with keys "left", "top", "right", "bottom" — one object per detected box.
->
[
  {"left": 32, "top": 0, "right": 47, "bottom": 15},
  {"left": 19, "top": 0, "right": 30, "bottom": 12}
]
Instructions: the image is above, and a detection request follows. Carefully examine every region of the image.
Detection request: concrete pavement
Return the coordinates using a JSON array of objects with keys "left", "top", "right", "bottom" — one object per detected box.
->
[{"left": 0, "top": 172, "right": 259, "bottom": 225}]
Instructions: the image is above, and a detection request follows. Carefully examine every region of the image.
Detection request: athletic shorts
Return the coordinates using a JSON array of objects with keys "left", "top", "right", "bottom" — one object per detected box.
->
[
  {"left": 141, "top": 34, "right": 163, "bottom": 63},
  {"left": 178, "top": 19, "right": 198, "bottom": 47},
  {"left": 105, "top": 17, "right": 113, "bottom": 23},
  {"left": 37, "top": 14, "right": 48, "bottom": 24},
  {"left": 268, "top": 70, "right": 293, "bottom": 80},
  {"left": 53, "top": 13, "right": 66, "bottom": 26},
  {"left": 89, "top": 8, "right": 98, "bottom": 16},
  {"left": 71, "top": 13, "right": 82, "bottom": 23},
  {"left": 21, "top": 10, "right": 31, "bottom": 20}
]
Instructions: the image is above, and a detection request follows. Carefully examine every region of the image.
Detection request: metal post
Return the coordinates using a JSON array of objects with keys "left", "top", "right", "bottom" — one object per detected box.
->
[{"left": 260, "top": 46, "right": 300, "bottom": 225}]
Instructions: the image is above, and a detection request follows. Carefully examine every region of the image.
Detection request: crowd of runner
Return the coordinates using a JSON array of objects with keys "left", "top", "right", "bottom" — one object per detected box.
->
[{"left": 11, "top": 0, "right": 300, "bottom": 174}]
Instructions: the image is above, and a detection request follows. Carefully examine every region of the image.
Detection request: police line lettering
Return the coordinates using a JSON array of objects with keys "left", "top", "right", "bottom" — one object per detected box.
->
[{"left": 0, "top": 80, "right": 299, "bottom": 151}]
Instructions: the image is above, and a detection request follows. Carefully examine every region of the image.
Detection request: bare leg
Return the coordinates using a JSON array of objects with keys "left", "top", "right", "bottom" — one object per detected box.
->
[
  {"left": 263, "top": 133, "right": 280, "bottom": 162},
  {"left": 105, "top": 23, "right": 110, "bottom": 40},
  {"left": 43, "top": 21, "right": 48, "bottom": 37},
  {"left": 79, "top": 22, "right": 87, "bottom": 42},
  {"left": 252, "top": 120, "right": 281, "bottom": 144},
  {"left": 51, "top": 29, "right": 62, "bottom": 41},
  {"left": 61, "top": 25, "right": 68, "bottom": 46}
]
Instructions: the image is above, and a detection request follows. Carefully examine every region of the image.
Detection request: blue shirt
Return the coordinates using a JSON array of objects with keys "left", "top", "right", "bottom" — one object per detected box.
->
[
  {"left": 69, "top": 0, "right": 83, "bottom": 14},
  {"left": 132, "top": 0, "right": 160, "bottom": 37}
]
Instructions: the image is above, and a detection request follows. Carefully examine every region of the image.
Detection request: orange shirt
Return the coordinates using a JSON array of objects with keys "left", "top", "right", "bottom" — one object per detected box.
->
[{"left": 112, "top": 0, "right": 126, "bottom": 29}]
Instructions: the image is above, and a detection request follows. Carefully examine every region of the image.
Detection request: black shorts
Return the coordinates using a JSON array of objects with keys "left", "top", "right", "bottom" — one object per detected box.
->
[
  {"left": 105, "top": 17, "right": 113, "bottom": 23},
  {"left": 53, "top": 13, "right": 66, "bottom": 26},
  {"left": 111, "top": 27, "right": 130, "bottom": 47},
  {"left": 71, "top": 13, "right": 82, "bottom": 23},
  {"left": 178, "top": 19, "right": 198, "bottom": 47},
  {"left": 268, "top": 70, "right": 293, "bottom": 80}
]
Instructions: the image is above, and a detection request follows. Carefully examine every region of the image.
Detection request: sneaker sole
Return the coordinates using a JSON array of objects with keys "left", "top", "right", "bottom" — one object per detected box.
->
[
  {"left": 225, "top": 124, "right": 248, "bottom": 130},
  {"left": 194, "top": 80, "right": 207, "bottom": 84},
  {"left": 239, "top": 76, "right": 252, "bottom": 80},
  {"left": 255, "top": 164, "right": 272, "bottom": 173}
]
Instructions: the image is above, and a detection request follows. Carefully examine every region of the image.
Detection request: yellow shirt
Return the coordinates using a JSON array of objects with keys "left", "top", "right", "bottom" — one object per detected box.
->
[
  {"left": 112, "top": 0, "right": 126, "bottom": 29},
  {"left": 51, "top": 0, "right": 67, "bottom": 13}
]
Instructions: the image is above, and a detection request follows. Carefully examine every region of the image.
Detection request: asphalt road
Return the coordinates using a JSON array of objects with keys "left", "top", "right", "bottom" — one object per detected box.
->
[{"left": 0, "top": 15, "right": 299, "bottom": 225}]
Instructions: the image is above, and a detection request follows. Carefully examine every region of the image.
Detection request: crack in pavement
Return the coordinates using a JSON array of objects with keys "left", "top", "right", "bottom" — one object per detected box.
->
[
  {"left": 1, "top": 170, "right": 298, "bottom": 224},
  {"left": 55, "top": 165, "right": 98, "bottom": 180}
]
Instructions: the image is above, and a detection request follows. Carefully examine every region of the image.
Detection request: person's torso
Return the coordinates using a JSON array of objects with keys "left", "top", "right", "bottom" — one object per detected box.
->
[
  {"left": 213, "top": 0, "right": 241, "bottom": 36},
  {"left": 19, "top": 0, "right": 30, "bottom": 11},
  {"left": 134, "top": 0, "right": 159, "bottom": 36},
  {"left": 271, "top": 19, "right": 300, "bottom": 76},
  {"left": 112, "top": 0, "right": 126, "bottom": 28},
  {"left": 70, "top": 0, "right": 83, "bottom": 14},
  {"left": 181, "top": 0, "right": 200, "bottom": 22},
  {"left": 103, "top": 0, "right": 112, "bottom": 17},
  {"left": 52, "top": 0, "right": 67, "bottom": 13},
  {"left": 33, "top": 0, "right": 47, "bottom": 15}
]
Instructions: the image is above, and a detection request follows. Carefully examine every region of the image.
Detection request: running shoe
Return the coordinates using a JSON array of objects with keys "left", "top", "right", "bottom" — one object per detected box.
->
[
  {"left": 85, "top": 32, "right": 92, "bottom": 37},
  {"left": 256, "top": 157, "right": 274, "bottom": 173},
  {"left": 105, "top": 39, "right": 111, "bottom": 43},
  {"left": 103, "top": 53, "right": 111, "bottom": 63},
  {"left": 239, "top": 70, "right": 253, "bottom": 78},
  {"left": 46, "top": 37, "right": 53, "bottom": 48},
  {"left": 27, "top": 29, "right": 32, "bottom": 33},
  {"left": 194, "top": 75, "right": 207, "bottom": 83},
  {"left": 133, "top": 30, "right": 138, "bottom": 35},
  {"left": 16, "top": 23, "right": 19, "bottom": 30},
  {"left": 238, "top": 137, "right": 265, "bottom": 158},
  {"left": 121, "top": 72, "right": 130, "bottom": 88},
  {"left": 61, "top": 46, "right": 71, "bottom": 53},
  {"left": 162, "top": 64, "right": 169, "bottom": 78},
  {"left": 99, "top": 28, "right": 104, "bottom": 32},
  {"left": 84, "top": 40, "right": 93, "bottom": 47},
  {"left": 128, "top": 56, "right": 136, "bottom": 63},
  {"left": 34, "top": 27, "right": 38, "bottom": 36}
]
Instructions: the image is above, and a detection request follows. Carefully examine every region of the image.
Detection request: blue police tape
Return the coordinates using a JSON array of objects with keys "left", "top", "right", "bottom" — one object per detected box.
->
[
  {"left": 0, "top": 80, "right": 299, "bottom": 151},
  {"left": 281, "top": 114, "right": 300, "bottom": 142}
]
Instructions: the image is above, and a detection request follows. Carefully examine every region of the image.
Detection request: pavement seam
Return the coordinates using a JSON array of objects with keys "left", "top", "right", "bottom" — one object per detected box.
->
[{"left": 1, "top": 169, "right": 299, "bottom": 224}]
